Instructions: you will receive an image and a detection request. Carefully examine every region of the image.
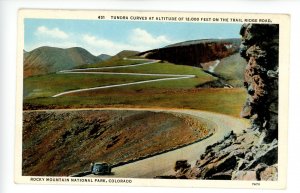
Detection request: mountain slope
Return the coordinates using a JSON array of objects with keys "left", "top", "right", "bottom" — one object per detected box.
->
[
  {"left": 214, "top": 53, "right": 247, "bottom": 87},
  {"left": 77, "top": 50, "right": 140, "bottom": 69},
  {"left": 97, "top": 54, "right": 111, "bottom": 61},
  {"left": 138, "top": 38, "right": 241, "bottom": 67},
  {"left": 138, "top": 38, "right": 245, "bottom": 88},
  {"left": 24, "top": 46, "right": 101, "bottom": 78},
  {"left": 110, "top": 50, "right": 140, "bottom": 60},
  {"left": 199, "top": 53, "right": 247, "bottom": 88}
]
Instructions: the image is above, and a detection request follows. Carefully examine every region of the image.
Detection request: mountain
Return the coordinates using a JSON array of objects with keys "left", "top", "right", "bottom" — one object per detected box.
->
[
  {"left": 110, "top": 50, "right": 140, "bottom": 60},
  {"left": 24, "top": 46, "right": 101, "bottom": 78},
  {"left": 138, "top": 38, "right": 241, "bottom": 67},
  {"left": 97, "top": 54, "right": 111, "bottom": 61},
  {"left": 139, "top": 38, "right": 245, "bottom": 88},
  {"left": 23, "top": 50, "right": 29, "bottom": 58},
  {"left": 74, "top": 50, "right": 140, "bottom": 69}
]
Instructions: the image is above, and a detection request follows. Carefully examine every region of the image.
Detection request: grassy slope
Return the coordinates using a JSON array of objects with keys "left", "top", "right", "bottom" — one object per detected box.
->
[
  {"left": 24, "top": 58, "right": 246, "bottom": 117},
  {"left": 214, "top": 53, "right": 247, "bottom": 87},
  {"left": 78, "top": 59, "right": 146, "bottom": 68},
  {"left": 24, "top": 88, "right": 246, "bottom": 117},
  {"left": 24, "top": 46, "right": 101, "bottom": 78},
  {"left": 90, "top": 61, "right": 210, "bottom": 76},
  {"left": 78, "top": 62, "right": 217, "bottom": 88},
  {"left": 24, "top": 73, "right": 169, "bottom": 99},
  {"left": 78, "top": 51, "right": 142, "bottom": 68},
  {"left": 24, "top": 59, "right": 216, "bottom": 98}
]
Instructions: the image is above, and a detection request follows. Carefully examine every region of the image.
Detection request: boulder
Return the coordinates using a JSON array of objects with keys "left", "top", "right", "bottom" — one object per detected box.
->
[
  {"left": 259, "top": 164, "right": 278, "bottom": 181},
  {"left": 174, "top": 160, "right": 191, "bottom": 173},
  {"left": 232, "top": 170, "right": 257, "bottom": 180}
]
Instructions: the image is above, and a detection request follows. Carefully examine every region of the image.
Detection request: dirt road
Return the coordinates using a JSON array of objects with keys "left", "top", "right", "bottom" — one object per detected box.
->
[
  {"left": 208, "top": 59, "right": 220, "bottom": 73},
  {"left": 52, "top": 59, "right": 196, "bottom": 97},
  {"left": 73, "top": 107, "right": 250, "bottom": 178}
]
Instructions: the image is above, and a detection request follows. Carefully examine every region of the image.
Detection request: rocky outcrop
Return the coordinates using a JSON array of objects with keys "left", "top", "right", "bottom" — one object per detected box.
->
[
  {"left": 138, "top": 39, "right": 241, "bottom": 67},
  {"left": 171, "top": 130, "right": 278, "bottom": 180},
  {"left": 159, "top": 24, "right": 279, "bottom": 181},
  {"left": 240, "top": 24, "right": 279, "bottom": 143}
]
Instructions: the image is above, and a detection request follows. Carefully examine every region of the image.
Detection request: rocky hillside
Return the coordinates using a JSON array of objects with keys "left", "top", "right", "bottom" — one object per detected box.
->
[
  {"left": 160, "top": 24, "right": 279, "bottom": 181},
  {"left": 139, "top": 38, "right": 241, "bottom": 67},
  {"left": 24, "top": 46, "right": 102, "bottom": 78}
]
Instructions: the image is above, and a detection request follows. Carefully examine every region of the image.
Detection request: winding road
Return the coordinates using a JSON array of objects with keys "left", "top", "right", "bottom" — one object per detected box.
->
[
  {"left": 208, "top": 59, "right": 220, "bottom": 73},
  {"left": 77, "top": 108, "right": 249, "bottom": 178},
  {"left": 43, "top": 58, "right": 249, "bottom": 178},
  {"left": 53, "top": 58, "right": 196, "bottom": 97}
]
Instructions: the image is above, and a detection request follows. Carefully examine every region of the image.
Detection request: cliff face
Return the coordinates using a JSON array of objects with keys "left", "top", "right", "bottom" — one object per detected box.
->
[
  {"left": 139, "top": 39, "right": 241, "bottom": 67},
  {"left": 161, "top": 24, "right": 279, "bottom": 181},
  {"left": 240, "top": 24, "right": 279, "bottom": 143}
]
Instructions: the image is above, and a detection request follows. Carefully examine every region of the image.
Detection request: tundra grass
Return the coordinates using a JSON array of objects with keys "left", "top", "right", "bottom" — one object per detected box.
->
[
  {"left": 24, "top": 88, "right": 247, "bottom": 117},
  {"left": 24, "top": 61, "right": 216, "bottom": 99},
  {"left": 24, "top": 73, "right": 171, "bottom": 98},
  {"left": 214, "top": 53, "right": 247, "bottom": 87},
  {"left": 76, "top": 61, "right": 217, "bottom": 88},
  {"left": 24, "top": 59, "right": 245, "bottom": 117},
  {"left": 78, "top": 58, "right": 146, "bottom": 68},
  {"left": 87, "top": 61, "right": 213, "bottom": 77}
]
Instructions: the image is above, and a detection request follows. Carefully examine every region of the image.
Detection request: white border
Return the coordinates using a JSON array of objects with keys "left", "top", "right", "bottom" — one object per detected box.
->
[
  {"left": 1, "top": 1, "right": 299, "bottom": 193},
  {"left": 15, "top": 9, "right": 289, "bottom": 189}
]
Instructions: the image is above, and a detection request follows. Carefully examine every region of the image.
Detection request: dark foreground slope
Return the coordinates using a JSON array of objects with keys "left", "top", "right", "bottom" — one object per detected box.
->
[{"left": 23, "top": 110, "right": 213, "bottom": 176}]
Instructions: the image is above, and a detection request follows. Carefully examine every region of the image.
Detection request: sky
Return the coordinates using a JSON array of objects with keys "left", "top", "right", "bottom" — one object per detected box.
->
[{"left": 24, "top": 19, "right": 242, "bottom": 56}]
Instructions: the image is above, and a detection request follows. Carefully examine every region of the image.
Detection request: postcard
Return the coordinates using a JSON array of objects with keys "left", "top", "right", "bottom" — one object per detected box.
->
[{"left": 15, "top": 9, "right": 289, "bottom": 189}]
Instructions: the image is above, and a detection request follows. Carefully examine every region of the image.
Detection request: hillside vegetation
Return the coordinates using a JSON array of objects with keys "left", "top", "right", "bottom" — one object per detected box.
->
[
  {"left": 97, "top": 54, "right": 111, "bottom": 61},
  {"left": 24, "top": 73, "right": 170, "bottom": 99},
  {"left": 23, "top": 40, "right": 248, "bottom": 117},
  {"left": 198, "top": 53, "right": 247, "bottom": 88},
  {"left": 24, "top": 56, "right": 246, "bottom": 117},
  {"left": 24, "top": 46, "right": 102, "bottom": 77},
  {"left": 78, "top": 50, "right": 141, "bottom": 68},
  {"left": 214, "top": 53, "right": 247, "bottom": 87}
]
